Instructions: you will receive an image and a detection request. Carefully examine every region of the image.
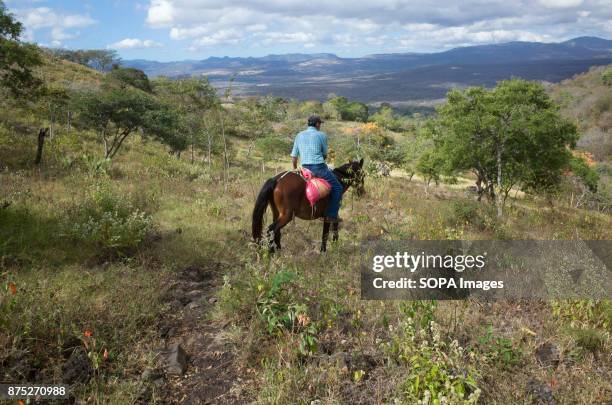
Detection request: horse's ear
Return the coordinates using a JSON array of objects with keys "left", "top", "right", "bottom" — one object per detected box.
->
[{"left": 359, "top": 158, "right": 364, "bottom": 168}]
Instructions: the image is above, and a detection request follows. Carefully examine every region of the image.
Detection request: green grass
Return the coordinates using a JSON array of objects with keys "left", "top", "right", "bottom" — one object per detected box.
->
[{"left": 0, "top": 57, "right": 610, "bottom": 404}]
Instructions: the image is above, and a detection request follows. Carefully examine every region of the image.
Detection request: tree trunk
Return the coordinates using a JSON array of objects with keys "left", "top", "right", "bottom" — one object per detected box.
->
[
  {"left": 50, "top": 111, "right": 55, "bottom": 138},
  {"left": 108, "top": 130, "right": 131, "bottom": 159},
  {"left": 34, "top": 128, "right": 49, "bottom": 165},
  {"left": 246, "top": 141, "right": 255, "bottom": 159},
  {"left": 475, "top": 174, "right": 484, "bottom": 202},
  {"left": 217, "top": 107, "right": 229, "bottom": 189}
]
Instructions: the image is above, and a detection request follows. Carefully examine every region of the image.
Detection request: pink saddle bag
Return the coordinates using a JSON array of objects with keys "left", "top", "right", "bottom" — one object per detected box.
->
[{"left": 301, "top": 168, "right": 331, "bottom": 207}]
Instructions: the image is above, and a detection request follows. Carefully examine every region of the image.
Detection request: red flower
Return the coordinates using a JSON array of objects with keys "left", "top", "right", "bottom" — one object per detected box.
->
[{"left": 8, "top": 282, "right": 17, "bottom": 295}]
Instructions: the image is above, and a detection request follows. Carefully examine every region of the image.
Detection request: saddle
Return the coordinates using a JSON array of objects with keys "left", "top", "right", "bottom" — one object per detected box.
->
[{"left": 300, "top": 167, "right": 331, "bottom": 207}]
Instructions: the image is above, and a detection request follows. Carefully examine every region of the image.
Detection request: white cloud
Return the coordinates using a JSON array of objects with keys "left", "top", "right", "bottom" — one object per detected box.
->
[
  {"left": 193, "top": 29, "right": 242, "bottom": 46},
  {"left": 538, "top": 0, "right": 583, "bottom": 8},
  {"left": 16, "top": 7, "right": 96, "bottom": 43},
  {"left": 170, "top": 26, "right": 210, "bottom": 40},
  {"left": 258, "top": 31, "right": 315, "bottom": 45},
  {"left": 108, "top": 38, "right": 162, "bottom": 49},
  {"left": 143, "top": 0, "right": 612, "bottom": 53},
  {"left": 18, "top": 7, "right": 95, "bottom": 30},
  {"left": 246, "top": 24, "right": 268, "bottom": 32},
  {"left": 147, "top": 0, "right": 175, "bottom": 26},
  {"left": 51, "top": 27, "right": 76, "bottom": 41},
  {"left": 63, "top": 14, "right": 97, "bottom": 28}
]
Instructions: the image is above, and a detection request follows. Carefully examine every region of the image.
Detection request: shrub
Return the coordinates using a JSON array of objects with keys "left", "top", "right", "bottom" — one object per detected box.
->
[
  {"left": 385, "top": 302, "right": 481, "bottom": 403},
  {"left": 448, "top": 200, "right": 482, "bottom": 227},
  {"left": 569, "top": 328, "right": 606, "bottom": 353},
  {"left": 66, "top": 183, "right": 153, "bottom": 257},
  {"left": 81, "top": 154, "right": 112, "bottom": 177},
  {"left": 255, "top": 135, "right": 292, "bottom": 162},
  {"left": 255, "top": 269, "right": 317, "bottom": 354},
  {"left": 325, "top": 96, "right": 369, "bottom": 122},
  {"left": 106, "top": 67, "right": 152, "bottom": 93},
  {"left": 219, "top": 263, "right": 317, "bottom": 356},
  {"left": 593, "top": 93, "right": 612, "bottom": 116},
  {"left": 602, "top": 67, "right": 612, "bottom": 86},
  {"left": 552, "top": 300, "right": 610, "bottom": 330},
  {"left": 569, "top": 155, "right": 600, "bottom": 192},
  {"left": 417, "top": 151, "right": 443, "bottom": 186},
  {"left": 476, "top": 325, "right": 522, "bottom": 368},
  {"left": 370, "top": 105, "right": 411, "bottom": 131}
]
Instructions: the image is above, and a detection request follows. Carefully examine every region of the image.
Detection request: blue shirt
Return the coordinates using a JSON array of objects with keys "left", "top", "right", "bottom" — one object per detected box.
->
[{"left": 290, "top": 126, "right": 328, "bottom": 165}]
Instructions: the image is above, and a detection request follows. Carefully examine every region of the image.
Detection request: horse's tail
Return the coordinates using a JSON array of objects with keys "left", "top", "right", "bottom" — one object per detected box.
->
[{"left": 252, "top": 176, "right": 277, "bottom": 241}]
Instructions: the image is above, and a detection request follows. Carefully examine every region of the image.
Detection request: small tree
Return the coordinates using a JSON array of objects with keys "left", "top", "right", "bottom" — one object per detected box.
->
[
  {"left": 236, "top": 98, "right": 275, "bottom": 158},
  {"left": 255, "top": 135, "right": 291, "bottom": 171},
  {"left": 0, "top": 1, "right": 42, "bottom": 98},
  {"left": 399, "top": 133, "right": 428, "bottom": 181},
  {"left": 370, "top": 104, "right": 410, "bottom": 131},
  {"left": 417, "top": 150, "right": 443, "bottom": 191},
  {"left": 260, "top": 96, "right": 287, "bottom": 122},
  {"left": 344, "top": 101, "right": 369, "bottom": 122},
  {"left": 428, "top": 79, "right": 579, "bottom": 217},
  {"left": 325, "top": 96, "right": 369, "bottom": 122},
  {"left": 153, "top": 76, "right": 218, "bottom": 162},
  {"left": 50, "top": 48, "right": 119, "bottom": 71},
  {"left": 107, "top": 67, "right": 152, "bottom": 93},
  {"left": 39, "top": 85, "right": 70, "bottom": 136},
  {"left": 76, "top": 87, "right": 179, "bottom": 159}
]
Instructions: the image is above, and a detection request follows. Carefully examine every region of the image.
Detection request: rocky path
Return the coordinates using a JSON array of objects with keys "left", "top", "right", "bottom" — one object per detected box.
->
[{"left": 142, "top": 264, "right": 247, "bottom": 404}]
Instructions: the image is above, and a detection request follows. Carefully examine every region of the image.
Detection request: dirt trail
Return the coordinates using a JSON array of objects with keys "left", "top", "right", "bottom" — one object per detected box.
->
[{"left": 155, "top": 264, "right": 246, "bottom": 404}]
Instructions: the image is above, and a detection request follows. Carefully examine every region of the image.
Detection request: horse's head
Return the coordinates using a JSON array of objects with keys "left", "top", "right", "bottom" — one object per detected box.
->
[{"left": 335, "top": 158, "right": 366, "bottom": 197}]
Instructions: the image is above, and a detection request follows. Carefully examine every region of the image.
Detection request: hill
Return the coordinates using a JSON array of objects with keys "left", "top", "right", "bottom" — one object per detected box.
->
[
  {"left": 549, "top": 64, "right": 612, "bottom": 205},
  {"left": 123, "top": 36, "right": 612, "bottom": 103},
  {"left": 1, "top": 51, "right": 611, "bottom": 404},
  {"left": 550, "top": 64, "right": 612, "bottom": 160}
]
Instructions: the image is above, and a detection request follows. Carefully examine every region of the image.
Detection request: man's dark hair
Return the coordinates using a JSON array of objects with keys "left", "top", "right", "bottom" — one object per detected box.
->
[{"left": 307, "top": 115, "right": 323, "bottom": 127}]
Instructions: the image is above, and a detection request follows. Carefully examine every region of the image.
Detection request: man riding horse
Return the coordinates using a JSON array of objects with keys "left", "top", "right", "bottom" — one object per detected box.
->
[
  {"left": 252, "top": 115, "right": 365, "bottom": 252},
  {"left": 291, "top": 115, "right": 344, "bottom": 224}
]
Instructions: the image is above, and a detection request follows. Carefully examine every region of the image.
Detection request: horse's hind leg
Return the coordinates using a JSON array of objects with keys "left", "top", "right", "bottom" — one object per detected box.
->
[
  {"left": 321, "top": 221, "right": 331, "bottom": 252},
  {"left": 267, "top": 223, "right": 281, "bottom": 251},
  {"left": 266, "top": 222, "right": 277, "bottom": 252},
  {"left": 267, "top": 205, "right": 280, "bottom": 252},
  {"left": 271, "top": 204, "right": 282, "bottom": 250},
  {"left": 271, "top": 212, "right": 293, "bottom": 252},
  {"left": 274, "top": 229, "right": 282, "bottom": 250},
  {"left": 267, "top": 203, "right": 281, "bottom": 253}
]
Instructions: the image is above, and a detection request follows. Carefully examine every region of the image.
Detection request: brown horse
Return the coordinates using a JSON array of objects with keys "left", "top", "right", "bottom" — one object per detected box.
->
[{"left": 252, "top": 159, "right": 365, "bottom": 252}]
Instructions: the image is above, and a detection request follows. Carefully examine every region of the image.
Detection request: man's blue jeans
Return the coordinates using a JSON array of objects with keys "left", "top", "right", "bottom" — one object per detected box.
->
[{"left": 302, "top": 163, "right": 343, "bottom": 218}]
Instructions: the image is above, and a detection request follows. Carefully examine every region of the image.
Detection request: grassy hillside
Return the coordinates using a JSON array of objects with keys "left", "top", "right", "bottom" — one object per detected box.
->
[
  {"left": 550, "top": 64, "right": 612, "bottom": 161},
  {"left": 550, "top": 64, "right": 612, "bottom": 211},
  {"left": 1, "top": 56, "right": 611, "bottom": 404}
]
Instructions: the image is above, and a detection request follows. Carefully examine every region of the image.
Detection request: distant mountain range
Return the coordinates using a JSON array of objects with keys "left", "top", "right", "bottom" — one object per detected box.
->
[{"left": 123, "top": 36, "right": 612, "bottom": 103}]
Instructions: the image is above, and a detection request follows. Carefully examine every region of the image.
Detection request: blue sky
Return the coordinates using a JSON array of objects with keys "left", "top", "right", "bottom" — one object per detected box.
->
[{"left": 6, "top": 0, "right": 612, "bottom": 62}]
